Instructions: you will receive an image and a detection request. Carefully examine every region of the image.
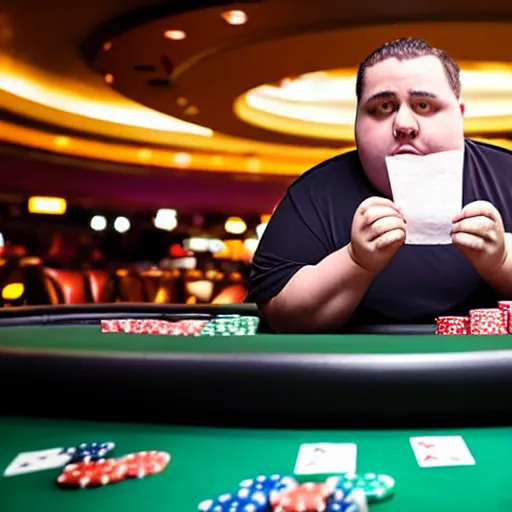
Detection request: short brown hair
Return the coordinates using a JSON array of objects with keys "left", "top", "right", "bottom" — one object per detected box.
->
[{"left": 356, "top": 38, "right": 461, "bottom": 102}]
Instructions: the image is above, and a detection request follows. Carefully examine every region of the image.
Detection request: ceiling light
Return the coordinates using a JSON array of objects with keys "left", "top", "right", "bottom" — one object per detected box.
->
[
  {"left": 164, "top": 30, "right": 186, "bottom": 40},
  {"left": 104, "top": 73, "right": 114, "bottom": 84},
  {"left": 221, "top": 10, "right": 247, "bottom": 25},
  {"left": 173, "top": 152, "right": 192, "bottom": 167},
  {"left": 54, "top": 136, "right": 70, "bottom": 147}
]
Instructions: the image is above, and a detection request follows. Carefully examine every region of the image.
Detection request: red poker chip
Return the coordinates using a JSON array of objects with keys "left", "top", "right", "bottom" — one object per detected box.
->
[
  {"left": 270, "top": 482, "right": 330, "bottom": 512},
  {"left": 57, "top": 458, "right": 128, "bottom": 488},
  {"left": 120, "top": 450, "right": 171, "bottom": 478},
  {"left": 498, "top": 301, "right": 512, "bottom": 334},
  {"left": 435, "top": 316, "right": 469, "bottom": 335},
  {"left": 469, "top": 308, "right": 507, "bottom": 335}
]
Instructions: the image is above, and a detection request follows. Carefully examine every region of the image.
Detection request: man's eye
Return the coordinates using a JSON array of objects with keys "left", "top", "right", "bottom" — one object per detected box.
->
[{"left": 415, "top": 101, "right": 432, "bottom": 113}]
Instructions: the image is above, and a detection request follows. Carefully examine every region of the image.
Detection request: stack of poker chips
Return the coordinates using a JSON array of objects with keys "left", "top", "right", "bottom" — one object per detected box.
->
[
  {"left": 56, "top": 442, "right": 170, "bottom": 489},
  {"left": 198, "top": 472, "right": 395, "bottom": 512},
  {"left": 436, "top": 300, "right": 512, "bottom": 335},
  {"left": 196, "top": 315, "right": 260, "bottom": 336},
  {"left": 100, "top": 315, "right": 260, "bottom": 336}
]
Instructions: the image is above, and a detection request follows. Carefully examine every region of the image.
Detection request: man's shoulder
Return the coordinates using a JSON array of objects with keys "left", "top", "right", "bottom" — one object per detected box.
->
[
  {"left": 287, "top": 149, "right": 363, "bottom": 193},
  {"left": 465, "top": 138, "right": 512, "bottom": 165}
]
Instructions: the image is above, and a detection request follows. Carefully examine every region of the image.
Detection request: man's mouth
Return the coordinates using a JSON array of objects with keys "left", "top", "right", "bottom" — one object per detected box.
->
[{"left": 392, "top": 145, "right": 422, "bottom": 156}]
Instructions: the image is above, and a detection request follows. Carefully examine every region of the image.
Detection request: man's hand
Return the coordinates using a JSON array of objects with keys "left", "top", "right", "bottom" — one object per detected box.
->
[
  {"left": 451, "top": 201, "right": 508, "bottom": 278},
  {"left": 348, "top": 197, "right": 406, "bottom": 273}
]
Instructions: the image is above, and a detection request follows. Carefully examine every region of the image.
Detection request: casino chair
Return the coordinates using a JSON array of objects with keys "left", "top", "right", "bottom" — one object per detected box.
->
[
  {"left": 42, "top": 267, "right": 89, "bottom": 304},
  {"left": 1, "top": 258, "right": 80, "bottom": 306},
  {"left": 83, "top": 269, "right": 109, "bottom": 303}
]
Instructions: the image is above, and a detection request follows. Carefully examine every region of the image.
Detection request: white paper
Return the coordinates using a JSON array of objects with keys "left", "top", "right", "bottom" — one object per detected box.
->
[
  {"left": 3, "top": 448, "right": 71, "bottom": 477},
  {"left": 293, "top": 442, "right": 357, "bottom": 475},
  {"left": 385, "top": 149, "right": 464, "bottom": 245}
]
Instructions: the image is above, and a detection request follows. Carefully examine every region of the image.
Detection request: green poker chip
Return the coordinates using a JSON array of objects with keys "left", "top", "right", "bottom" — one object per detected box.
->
[
  {"left": 196, "top": 315, "right": 260, "bottom": 336},
  {"left": 326, "top": 473, "right": 395, "bottom": 502}
]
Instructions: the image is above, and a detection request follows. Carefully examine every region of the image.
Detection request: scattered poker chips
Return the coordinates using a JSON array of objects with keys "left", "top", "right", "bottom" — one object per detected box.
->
[
  {"left": 436, "top": 299, "right": 512, "bottom": 335},
  {"left": 56, "top": 444, "right": 171, "bottom": 489},
  {"left": 326, "top": 473, "right": 395, "bottom": 503},
  {"left": 199, "top": 473, "right": 382, "bottom": 512}
]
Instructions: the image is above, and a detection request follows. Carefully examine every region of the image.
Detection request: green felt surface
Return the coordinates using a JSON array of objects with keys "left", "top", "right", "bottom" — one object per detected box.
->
[
  {"left": 0, "top": 417, "right": 511, "bottom": 511},
  {"left": 2, "top": 325, "right": 512, "bottom": 355}
]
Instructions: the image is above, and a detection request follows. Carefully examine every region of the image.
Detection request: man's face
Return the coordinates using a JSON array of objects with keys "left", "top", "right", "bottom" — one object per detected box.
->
[{"left": 354, "top": 55, "right": 465, "bottom": 197}]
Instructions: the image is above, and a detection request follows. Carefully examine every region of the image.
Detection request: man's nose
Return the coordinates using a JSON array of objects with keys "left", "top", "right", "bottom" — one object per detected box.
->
[{"left": 393, "top": 106, "right": 419, "bottom": 139}]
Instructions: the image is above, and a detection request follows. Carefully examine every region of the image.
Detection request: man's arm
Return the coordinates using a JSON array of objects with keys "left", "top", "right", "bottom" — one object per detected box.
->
[
  {"left": 260, "top": 244, "right": 375, "bottom": 333},
  {"left": 259, "top": 197, "right": 407, "bottom": 333}
]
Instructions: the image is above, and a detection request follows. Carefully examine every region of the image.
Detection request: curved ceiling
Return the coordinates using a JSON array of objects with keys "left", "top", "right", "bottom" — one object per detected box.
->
[{"left": 1, "top": 0, "right": 512, "bottom": 211}]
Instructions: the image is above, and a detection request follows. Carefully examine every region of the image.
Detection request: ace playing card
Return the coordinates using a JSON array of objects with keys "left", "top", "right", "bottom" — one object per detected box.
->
[
  {"left": 3, "top": 448, "right": 71, "bottom": 477},
  {"left": 410, "top": 436, "right": 475, "bottom": 468}
]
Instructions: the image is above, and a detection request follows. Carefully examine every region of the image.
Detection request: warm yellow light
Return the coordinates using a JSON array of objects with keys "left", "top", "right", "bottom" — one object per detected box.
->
[
  {"left": 2, "top": 283, "right": 24, "bottom": 301},
  {"left": 102, "top": 41, "right": 112, "bottom": 51},
  {"left": 0, "top": 71, "right": 213, "bottom": 136},
  {"left": 260, "top": 214, "right": 271, "bottom": 223},
  {"left": 28, "top": 196, "right": 67, "bottom": 215},
  {"left": 104, "top": 73, "right": 114, "bottom": 84},
  {"left": 247, "top": 157, "right": 260, "bottom": 172},
  {"left": 138, "top": 148, "right": 153, "bottom": 161},
  {"left": 173, "top": 152, "right": 192, "bottom": 167},
  {"left": 221, "top": 10, "right": 247, "bottom": 25},
  {"left": 54, "top": 136, "right": 70, "bottom": 147},
  {"left": 225, "top": 217, "right": 247, "bottom": 235},
  {"left": 164, "top": 30, "right": 186, "bottom": 40},
  {"left": 236, "top": 62, "right": 512, "bottom": 141}
]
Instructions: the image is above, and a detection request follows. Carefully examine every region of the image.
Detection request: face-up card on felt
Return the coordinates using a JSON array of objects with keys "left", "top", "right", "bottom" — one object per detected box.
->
[
  {"left": 385, "top": 149, "right": 464, "bottom": 245},
  {"left": 294, "top": 443, "right": 357, "bottom": 478},
  {"left": 410, "top": 436, "right": 475, "bottom": 468},
  {"left": 3, "top": 448, "right": 71, "bottom": 477}
]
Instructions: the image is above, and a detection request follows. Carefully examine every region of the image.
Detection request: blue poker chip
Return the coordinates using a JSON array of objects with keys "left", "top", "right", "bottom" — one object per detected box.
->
[
  {"left": 327, "top": 489, "right": 368, "bottom": 512},
  {"left": 238, "top": 474, "right": 297, "bottom": 496},
  {"left": 65, "top": 442, "right": 115, "bottom": 462},
  {"left": 198, "top": 492, "right": 267, "bottom": 512}
]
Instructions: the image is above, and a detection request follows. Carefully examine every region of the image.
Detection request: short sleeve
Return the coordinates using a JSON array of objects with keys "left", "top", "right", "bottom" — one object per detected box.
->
[{"left": 246, "top": 189, "right": 332, "bottom": 304}]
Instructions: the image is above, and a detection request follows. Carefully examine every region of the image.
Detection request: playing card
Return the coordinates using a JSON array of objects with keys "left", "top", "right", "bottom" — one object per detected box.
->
[
  {"left": 3, "top": 448, "right": 71, "bottom": 477},
  {"left": 410, "top": 436, "right": 475, "bottom": 468},
  {"left": 294, "top": 442, "right": 357, "bottom": 475}
]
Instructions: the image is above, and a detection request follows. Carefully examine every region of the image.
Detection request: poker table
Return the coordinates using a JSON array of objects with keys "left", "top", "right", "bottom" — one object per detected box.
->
[{"left": 1, "top": 303, "right": 512, "bottom": 511}]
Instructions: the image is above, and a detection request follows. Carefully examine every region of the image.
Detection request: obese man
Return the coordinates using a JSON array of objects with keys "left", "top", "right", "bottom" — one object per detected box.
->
[{"left": 247, "top": 38, "right": 512, "bottom": 333}]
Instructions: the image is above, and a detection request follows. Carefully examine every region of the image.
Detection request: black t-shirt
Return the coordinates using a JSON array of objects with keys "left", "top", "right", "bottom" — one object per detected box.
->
[{"left": 247, "top": 139, "right": 512, "bottom": 326}]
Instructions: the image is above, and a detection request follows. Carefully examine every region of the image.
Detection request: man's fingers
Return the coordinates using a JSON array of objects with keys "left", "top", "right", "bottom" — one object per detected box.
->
[
  {"left": 358, "top": 197, "right": 401, "bottom": 216},
  {"left": 374, "top": 229, "right": 406, "bottom": 250},
  {"left": 367, "top": 216, "right": 406, "bottom": 242},
  {"left": 452, "top": 216, "right": 496, "bottom": 242},
  {"left": 362, "top": 206, "right": 405, "bottom": 228},
  {"left": 452, "top": 232, "right": 486, "bottom": 251}
]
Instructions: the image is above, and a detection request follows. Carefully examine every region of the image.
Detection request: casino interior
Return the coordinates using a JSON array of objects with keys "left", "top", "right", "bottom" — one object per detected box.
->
[{"left": 2, "top": 2, "right": 512, "bottom": 511}]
